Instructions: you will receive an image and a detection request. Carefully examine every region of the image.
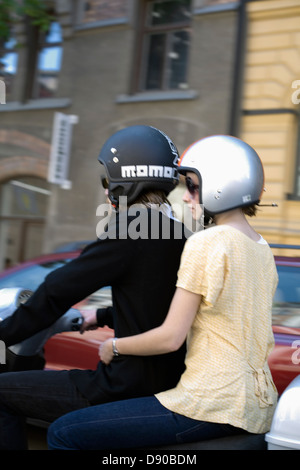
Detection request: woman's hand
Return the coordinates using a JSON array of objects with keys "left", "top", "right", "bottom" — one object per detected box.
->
[
  {"left": 98, "top": 288, "right": 200, "bottom": 362},
  {"left": 98, "top": 288, "right": 200, "bottom": 364},
  {"left": 99, "top": 338, "right": 114, "bottom": 365}
]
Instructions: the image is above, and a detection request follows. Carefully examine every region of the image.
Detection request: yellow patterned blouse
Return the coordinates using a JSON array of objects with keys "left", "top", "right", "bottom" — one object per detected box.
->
[{"left": 156, "top": 225, "right": 278, "bottom": 434}]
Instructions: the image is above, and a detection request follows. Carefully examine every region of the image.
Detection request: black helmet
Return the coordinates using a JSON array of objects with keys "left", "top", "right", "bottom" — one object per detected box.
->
[{"left": 98, "top": 125, "right": 180, "bottom": 207}]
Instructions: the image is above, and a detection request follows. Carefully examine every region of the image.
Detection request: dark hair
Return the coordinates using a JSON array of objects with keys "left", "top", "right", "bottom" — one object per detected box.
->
[
  {"left": 132, "top": 190, "right": 171, "bottom": 207},
  {"left": 242, "top": 204, "right": 258, "bottom": 217}
]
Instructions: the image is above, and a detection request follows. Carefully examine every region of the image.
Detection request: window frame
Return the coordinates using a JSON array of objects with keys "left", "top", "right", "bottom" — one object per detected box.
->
[
  {"left": 23, "top": 18, "right": 63, "bottom": 102},
  {"left": 34, "top": 21, "right": 63, "bottom": 99},
  {"left": 130, "top": 0, "right": 192, "bottom": 94},
  {"left": 0, "top": 35, "right": 18, "bottom": 101}
]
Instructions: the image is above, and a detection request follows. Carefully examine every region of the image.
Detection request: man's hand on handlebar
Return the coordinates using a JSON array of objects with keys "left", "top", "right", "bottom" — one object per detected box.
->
[{"left": 79, "top": 309, "right": 98, "bottom": 334}]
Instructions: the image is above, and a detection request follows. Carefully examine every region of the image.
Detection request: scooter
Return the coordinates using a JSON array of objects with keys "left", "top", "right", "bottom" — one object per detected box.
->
[
  {"left": 1, "top": 288, "right": 287, "bottom": 450},
  {"left": 0, "top": 287, "right": 83, "bottom": 372}
]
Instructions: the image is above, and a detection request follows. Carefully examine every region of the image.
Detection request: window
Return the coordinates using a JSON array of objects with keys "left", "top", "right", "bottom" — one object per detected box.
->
[
  {"left": 77, "top": 0, "right": 129, "bottom": 24},
  {"left": 133, "top": 0, "right": 192, "bottom": 93},
  {"left": 273, "top": 265, "right": 300, "bottom": 328},
  {"left": 0, "top": 36, "right": 18, "bottom": 101},
  {"left": 34, "top": 21, "right": 63, "bottom": 99},
  {"left": 23, "top": 20, "right": 63, "bottom": 101}
]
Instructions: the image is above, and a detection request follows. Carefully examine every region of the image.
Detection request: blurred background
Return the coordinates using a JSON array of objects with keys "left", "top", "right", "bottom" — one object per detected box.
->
[{"left": 0, "top": 0, "right": 300, "bottom": 270}]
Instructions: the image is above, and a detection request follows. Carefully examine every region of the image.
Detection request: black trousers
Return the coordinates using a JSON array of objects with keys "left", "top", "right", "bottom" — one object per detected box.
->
[{"left": 0, "top": 370, "right": 90, "bottom": 450}]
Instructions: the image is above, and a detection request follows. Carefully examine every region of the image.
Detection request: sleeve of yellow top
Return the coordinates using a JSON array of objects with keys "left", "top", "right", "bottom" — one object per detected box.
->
[{"left": 176, "top": 234, "right": 226, "bottom": 307}]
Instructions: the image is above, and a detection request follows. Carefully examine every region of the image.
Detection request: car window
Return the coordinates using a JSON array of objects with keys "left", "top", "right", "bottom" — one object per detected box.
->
[
  {"left": 79, "top": 286, "right": 112, "bottom": 311},
  {"left": 0, "top": 261, "right": 71, "bottom": 291},
  {"left": 273, "top": 265, "right": 300, "bottom": 328},
  {"left": 0, "top": 259, "right": 113, "bottom": 311}
]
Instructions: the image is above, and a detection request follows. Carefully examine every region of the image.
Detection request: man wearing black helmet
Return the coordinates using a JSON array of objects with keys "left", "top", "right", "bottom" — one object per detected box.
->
[{"left": 0, "top": 125, "right": 188, "bottom": 449}]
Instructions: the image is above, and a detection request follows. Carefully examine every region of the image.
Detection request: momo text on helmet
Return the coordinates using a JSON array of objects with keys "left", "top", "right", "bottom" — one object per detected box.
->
[
  {"left": 179, "top": 135, "right": 264, "bottom": 216},
  {"left": 98, "top": 125, "right": 180, "bottom": 207}
]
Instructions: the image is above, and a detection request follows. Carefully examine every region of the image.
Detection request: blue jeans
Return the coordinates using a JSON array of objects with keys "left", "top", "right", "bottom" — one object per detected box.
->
[{"left": 48, "top": 396, "right": 243, "bottom": 450}]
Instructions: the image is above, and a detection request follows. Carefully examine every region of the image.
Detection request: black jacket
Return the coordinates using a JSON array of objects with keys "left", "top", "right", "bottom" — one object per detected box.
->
[{"left": 0, "top": 208, "right": 188, "bottom": 404}]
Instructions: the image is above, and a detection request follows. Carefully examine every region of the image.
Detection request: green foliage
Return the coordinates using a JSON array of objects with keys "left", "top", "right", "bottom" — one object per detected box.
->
[
  {"left": 0, "top": 0, "right": 54, "bottom": 43},
  {"left": 0, "top": 0, "right": 15, "bottom": 42},
  {"left": 22, "top": 0, "right": 55, "bottom": 32}
]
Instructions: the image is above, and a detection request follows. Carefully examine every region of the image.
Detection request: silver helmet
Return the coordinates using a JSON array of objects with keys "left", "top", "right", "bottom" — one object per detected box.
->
[{"left": 179, "top": 135, "right": 264, "bottom": 216}]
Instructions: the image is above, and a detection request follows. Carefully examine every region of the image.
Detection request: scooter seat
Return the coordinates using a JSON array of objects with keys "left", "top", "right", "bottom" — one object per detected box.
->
[{"left": 151, "top": 433, "right": 267, "bottom": 450}]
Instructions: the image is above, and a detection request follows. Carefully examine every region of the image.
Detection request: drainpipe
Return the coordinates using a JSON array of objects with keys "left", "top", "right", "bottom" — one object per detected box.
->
[{"left": 228, "top": 0, "right": 248, "bottom": 137}]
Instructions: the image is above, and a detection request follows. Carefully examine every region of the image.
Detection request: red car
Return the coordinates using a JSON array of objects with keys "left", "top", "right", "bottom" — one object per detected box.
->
[
  {"left": 0, "top": 245, "right": 300, "bottom": 395},
  {"left": 268, "top": 245, "right": 300, "bottom": 395},
  {"left": 0, "top": 250, "right": 114, "bottom": 369}
]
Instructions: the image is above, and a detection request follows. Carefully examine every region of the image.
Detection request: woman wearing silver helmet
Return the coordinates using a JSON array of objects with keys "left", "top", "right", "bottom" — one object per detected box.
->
[{"left": 48, "top": 135, "right": 278, "bottom": 450}]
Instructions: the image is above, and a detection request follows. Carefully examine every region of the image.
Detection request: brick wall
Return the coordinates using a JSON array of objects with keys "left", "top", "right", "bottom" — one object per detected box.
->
[
  {"left": 82, "top": 0, "right": 129, "bottom": 23},
  {"left": 0, "top": 130, "right": 50, "bottom": 182}
]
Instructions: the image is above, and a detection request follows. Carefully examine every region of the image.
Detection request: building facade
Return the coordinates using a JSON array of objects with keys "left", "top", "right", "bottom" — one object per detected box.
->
[
  {"left": 1, "top": 0, "right": 299, "bottom": 269},
  {"left": 241, "top": 0, "right": 300, "bottom": 254},
  {"left": 0, "top": 0, "right": 239, "bottom": 268}
]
